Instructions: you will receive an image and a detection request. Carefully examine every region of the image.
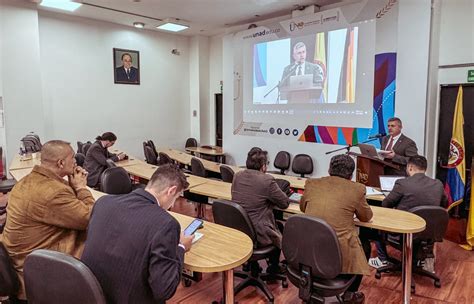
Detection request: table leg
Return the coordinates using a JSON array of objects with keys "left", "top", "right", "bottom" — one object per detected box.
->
[
  {"left": 402, "top": 233, "right": 413, "bottom": 304},
  {"left": 223, "top": 269, "right": 234, "bottom": 304}
]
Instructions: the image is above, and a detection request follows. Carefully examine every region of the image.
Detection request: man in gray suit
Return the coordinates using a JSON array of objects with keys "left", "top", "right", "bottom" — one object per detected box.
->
[
  {"left": 379, "top": 117, "right": 418, "bottom": 176},
  {"left": 231, "top": 149, "right": 292, "bottom": 274},
  {"left": 368, "top": 155, "right": 447, "bottom": 268},
  {"left": 280, "top": 42, "right": 324, "bottom": 89}
]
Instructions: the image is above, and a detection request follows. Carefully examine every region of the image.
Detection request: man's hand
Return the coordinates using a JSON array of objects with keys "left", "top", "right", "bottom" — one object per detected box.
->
[
  {"left": 117, "top": 152, "right": 127, "bottom": 161},
  {"left": 383, "top": 151, "right": 395, "bottom": 159},
  {"left": 179, "top": 232, "right": 194, "bottom": 252},
  {"left": 69, "top": 166, "right": 88, "bottom": 191}
]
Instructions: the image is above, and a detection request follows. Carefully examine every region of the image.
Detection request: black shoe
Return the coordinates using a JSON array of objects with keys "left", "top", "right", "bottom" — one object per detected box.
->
[{"left": 342, "top": 291, "right": 365, "bottom": 304}]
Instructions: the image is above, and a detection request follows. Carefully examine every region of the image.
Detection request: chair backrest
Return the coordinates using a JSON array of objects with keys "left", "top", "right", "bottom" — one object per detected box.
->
[
  {"left": 147, "top": 140, "right": 158, "bottom": 156},
  {"left": 410, "top": 206, "right": 449, "bottom": 242},
  {"left": 77, "top": 141, "right": 84, "bottom": 154},
  {"left": 100, "top": 167, "right": 132, "bottom": 194},
  {"left": 219, "top": 165, "right": 234, "bottom": 183},
  {"left": 157, "top": 152, "right": 173, "bottom": 165},
  {"left": 24, "top": 249, "right": 106, "bottom": 304},
  {"left": 185, "top": 137, "right": 198, "bottom": 148},
  {"left": 105, "top": 159, "right": 117, "bottom": 168},
  {"left": 212, "top": 200, "right": 257, "bottom": 245},
  {"left": 0, "top": 242, "right": 19, "bottom": 297},
  {"left": 292, "top": 154, "right": 313, "bottom": 177},
  {"left": 282, "top": 215, "right": 342, "bottom": 279},
  {"left": 191, "top": 157, "right": 207, "bottom": 178},
  {"left": 274, "top": 151, "right": 291, "bottom": 174},
  {"left": 82, "top": 142, "right": 92, "bottom": 156},
  {"left": 143, "top": 145, "right": 158, "bottom": 165},
  {"left": 75, "top": 153, "right": 86, "bottom": 167}
]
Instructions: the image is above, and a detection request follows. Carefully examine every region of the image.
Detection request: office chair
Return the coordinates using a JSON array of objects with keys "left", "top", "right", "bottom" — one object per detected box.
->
[
  {"left": 75, "top": 153, "right": 86, "bottom": 167},
  {"left": 268, "top": 151, "right": 291, "bottom": 175},
  {"left": 147, "top": 140, "right": 158, "bottom": 156},
  {"left": 292, "top": 154, "right": 313, "bottom": 177},
  {"left": 0, "top": 242, "right": 20, "bottom": 299},
  {"left": 144, "top": 145, "right": 158, "bottom": 165},
  {"left": 100, "top": 167, "right": 133, "bottom": 195},
  {"left": 212, "top": 200, "right": 287, "bottom": 303},
  {"left": 191, "top": 158, "right": 207, "bottom": 178},
  {"left": 82, "top": 142, "right": 92, "bottom": 156},
  {"left": 157, "top": 152, "right": 173, "bottom": 165},
  {"left": 185, "top": 137, "right": 198, "bottom": 148},
  {"left": 282, "top": 214, "right": 356, "bottom": 303},
  {"left": 77, "top": 141, "right": 84, "bottom": 154},
  {"left": 375, "top": 206, "right": 449, "bottom": 291},
  {"left": 105, "top": 159, "right": 117, "bottom": 168},
  {"left": 24, "top": 249, "right": 106, "bottom": 304},
  {"left": 219, "top": 165, "right": 234, "bottom": 183}
]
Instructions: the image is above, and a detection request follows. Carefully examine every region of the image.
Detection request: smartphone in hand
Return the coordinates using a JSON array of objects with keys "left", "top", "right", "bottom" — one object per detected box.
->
[{"left": 184, "top": 219, "right": 203, "bottom": 236}]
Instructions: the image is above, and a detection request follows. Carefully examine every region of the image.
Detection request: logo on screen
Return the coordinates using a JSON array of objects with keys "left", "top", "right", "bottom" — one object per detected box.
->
[
  {"left": 292, "top": 129, "right": 299, "bottom": 136},
  {"left": 284, "top": 129, "right": 290, "bottom": 135},
  {"left": 289, "top": 21, "right": 305, "bottom": 32},
  {"left": 269, "top": 127, "right": 275, "bottom": 134},
  {"left": 277, "top": 128, "right": 282, "bottom": 135}
]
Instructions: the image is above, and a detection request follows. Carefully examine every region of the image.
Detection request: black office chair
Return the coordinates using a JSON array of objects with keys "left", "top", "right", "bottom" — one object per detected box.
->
[
  {"left": 283, "top": 215, "right": 356, "bottom": 303},
  {"left": 77, "top": 141, "right": 84, "bottom": 154},
  {"left": 0, "top": 147, "right": 16, "bottom": 194},
  {"left": 292, "top": 154, "right": 313, "bottom": 177},
  {"left": 0, "top": 242, "right": 20, "bottom": 299},
  {"left": 100, "top": 167, "right": 133, "bottom": 195},
  {"left": 185, "top": 137, "right": 198, "bottom": 148},
  {"left": 191, "top": 157, "right": 207, "bottom": 178},
  {"left": 82, "top": 142, "right": 92, "bottom": 156},
  {"left": 269, "top": 151, "right": 291, "bottom": 175},
  {"left": 375, "top": 206, "right": 449, "bottom": 291},
  {"left": 24, "top": 249, "right": 106, "bottom": 304},
  {"left": 212, "top": 200, "right": 287, "bottom": 303},
  {"left": 219, "top": 165, "right": 234, "bottom": 183},
  {"left": 147, "top": 140, "right": 158, "bottom": 156},
  {"left": 157, "top": 152, "right": 173, "bottom": 165},
  {"left": 105, "top": 159, "right": 117, "bottom": 168},
  {"left": 75, "top": 153, "right": 86, "bottom": 167},
  {"left": 144, "top": 145, "right": 158, "bottom": 165}
]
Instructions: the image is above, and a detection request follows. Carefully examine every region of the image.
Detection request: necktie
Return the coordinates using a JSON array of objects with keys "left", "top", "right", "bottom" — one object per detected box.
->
[
  {"left": 297, "top": 65, "right": 302, "bottom": 75},
  {"left": 126, "top": 69, "right": 130, "bottom": 79},
  {"left": 386, "top": 136, "right": 394, "bottom": 151}
]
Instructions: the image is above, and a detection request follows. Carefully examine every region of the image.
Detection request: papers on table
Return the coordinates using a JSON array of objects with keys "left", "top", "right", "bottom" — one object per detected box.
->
[
  {"left": 192, "top": 232, "right": 204, "bottom": 244},
  {"left": 289, "top": 192, "right": 302, "bottom": 202},
  {"left": 365, "top": 186, "right": 383, "bottom": 196}
]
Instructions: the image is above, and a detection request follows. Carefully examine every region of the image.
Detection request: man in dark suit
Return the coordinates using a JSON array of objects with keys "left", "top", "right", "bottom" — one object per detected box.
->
[
  {"left": 115, "top": 53, "right": 139, "bottom": 83},
  {"left": 280, "top": 42, "right": 324, "bottom": 92},
  {"left": 368, "top": 156, "right": 447, "bottom": 268},
  {"left": 379, "top": 117, "right": 418, "bottom": 176},
  {"left": 81, "top": 165, "right": 193, "bottom": 304},
  {"left": 301, "top": 154, "right": 373, "bottom": 304},
  {"left": 231, "top": 149, "right": 292, "bottom": 274}
]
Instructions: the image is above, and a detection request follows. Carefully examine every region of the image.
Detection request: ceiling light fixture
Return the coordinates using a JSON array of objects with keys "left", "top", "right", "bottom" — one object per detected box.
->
[
  {"left": 156, "top": 18, "right": 189, "bottom": 32},
  {"left": 39, "top": 0, "right": 82, "bottom": 12},
  {"left": 133, "top": 22, "right": 145, "bottom": 28}
]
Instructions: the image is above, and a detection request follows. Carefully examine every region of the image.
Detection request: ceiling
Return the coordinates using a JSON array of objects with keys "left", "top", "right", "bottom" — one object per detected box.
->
[{"left": 34, "top": 0, "right": 352, "bottom": 36}]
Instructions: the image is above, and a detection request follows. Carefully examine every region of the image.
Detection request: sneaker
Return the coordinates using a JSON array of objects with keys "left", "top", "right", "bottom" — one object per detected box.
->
[
  {"left": 342, "top": 291, "right": 365, "bottom": 304},
  {"left": 368, "top": 257, "right": 388, "bottom": 269}
]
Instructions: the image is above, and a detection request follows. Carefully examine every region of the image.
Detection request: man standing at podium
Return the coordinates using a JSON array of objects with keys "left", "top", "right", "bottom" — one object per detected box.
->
[
  {"left": 280, "top": 42, "right": 324, "bottom": 89},
  {"left": 379, "top": 117, "right": 418, "bottom": 176}
]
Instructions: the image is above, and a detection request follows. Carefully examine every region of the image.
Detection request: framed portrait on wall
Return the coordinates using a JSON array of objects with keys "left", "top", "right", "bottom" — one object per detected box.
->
[{"left": 113, "top": 48, "right": 140, "bottom": 85}]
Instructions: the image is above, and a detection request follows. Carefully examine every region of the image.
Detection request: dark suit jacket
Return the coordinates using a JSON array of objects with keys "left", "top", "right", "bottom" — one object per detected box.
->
[
  {"left": 280, "top": 61, "right": 324, "bottom": 87},
  {"left": 115, "top": 66, "right": 139, "bottom": 83},
  {"left": 84, "top": 141, "right": 118, "bottom": 187},
  {"left": 381, "top": 133, "right": 418, "bottom": 175},
  {"left": 382, "top": 173, "right": 448, "bottom": 211},
  {"left": 301, "top": 176, "right": 373, "bottom": 275},
  {"left": 231, "top": 169, "right": 291, "bottom": 248},
  {"left": 81, "top": 189, "right": 185, "bottom": 304}
]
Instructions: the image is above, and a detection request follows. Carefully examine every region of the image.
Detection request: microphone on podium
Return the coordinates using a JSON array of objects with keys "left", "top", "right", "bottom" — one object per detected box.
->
[{"left": 368, "top": 133, "right": 386, "bottom": 139}]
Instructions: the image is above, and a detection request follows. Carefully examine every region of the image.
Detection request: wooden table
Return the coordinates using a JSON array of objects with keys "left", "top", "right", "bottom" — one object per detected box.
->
[
  {"left": 9, "top": 154, "right": 41, "bottom": 170},
  {"left": 185, "top": 146, "right": 226, "bottom": 163},
  {"left": 9, "top": 167, "right": 35, "bottom": 181}
]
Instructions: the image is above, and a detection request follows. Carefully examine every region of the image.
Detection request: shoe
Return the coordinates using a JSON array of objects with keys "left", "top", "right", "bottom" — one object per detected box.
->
[
  {"left": 342, "top": 291, "right": 365, "bottom": 304},
  {"left": 368, "top": 257, "right": 388, "bottom": 269}
]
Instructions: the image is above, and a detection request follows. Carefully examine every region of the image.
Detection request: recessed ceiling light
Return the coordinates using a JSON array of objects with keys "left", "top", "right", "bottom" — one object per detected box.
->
[
  {"left": 40, "top": 0, "right": 82, "bottom": 12},
  {"left": 133, "top": 22, "right": 145, "bottom": 28},
  {"left": 156, "top": 19, "right": 189, "bottom": 32}
]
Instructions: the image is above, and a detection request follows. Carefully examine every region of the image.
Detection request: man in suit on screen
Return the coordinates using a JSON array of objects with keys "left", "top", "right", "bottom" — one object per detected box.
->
[{"left": 280, "top": 42, "right": 324, "bottom": 88}]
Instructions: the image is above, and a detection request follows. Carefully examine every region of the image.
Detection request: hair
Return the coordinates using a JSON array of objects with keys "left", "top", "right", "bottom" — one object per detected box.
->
[
  {"left": 121, "top": 53, "right": 132, "bottom": 61},
  {"left": 328, "top": 154, "right": 355, "bottom": 180},
  {"left": 246, "top": 149, "right": 268, "bottom": 171},
  {"left": 408, "top": 155, "right": 427, "bottom": 171},
  {"left": 41, "top": 140, "right": 73, "bottom": 164},
  {"left": 247, "top": 147, "right": 262, "bottom": 157},
  {"left": 388, "top": 117, "right": 402, "bottom": 127},
  {"left": 95, "top": 132, "right": 117, "bottom": 142},
  {"left": 293, "top": 42, "right": 306, "bottom": 51},
  {"left": 147, "top": 164, "right": 189, "bottom": 192}
]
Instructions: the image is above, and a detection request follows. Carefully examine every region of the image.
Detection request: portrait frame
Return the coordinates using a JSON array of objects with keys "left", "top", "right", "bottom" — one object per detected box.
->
[{"left": 113, "top": 48, "right": 140, "bottom": 85}]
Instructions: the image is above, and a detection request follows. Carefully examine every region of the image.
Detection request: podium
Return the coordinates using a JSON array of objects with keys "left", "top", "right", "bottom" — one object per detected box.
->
[
  {"left": 349, "top": 153, "right": 400, "bottom": 187},
  {"left": 280, "top": 85, "right": 322, "bottom": 103}
]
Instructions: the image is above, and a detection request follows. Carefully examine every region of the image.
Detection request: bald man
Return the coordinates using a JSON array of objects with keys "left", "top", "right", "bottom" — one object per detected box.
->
[{"left": 2, "top": 140, "right": 95, "bottom": 302}]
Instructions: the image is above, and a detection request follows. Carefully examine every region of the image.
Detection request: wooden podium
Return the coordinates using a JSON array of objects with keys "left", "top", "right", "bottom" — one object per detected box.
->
[
  {"left": 280, "top": 85, "right": 322, "bottom": 103},
  {"left": 349, "top": 153, "right": 400, "bottom": 187}
]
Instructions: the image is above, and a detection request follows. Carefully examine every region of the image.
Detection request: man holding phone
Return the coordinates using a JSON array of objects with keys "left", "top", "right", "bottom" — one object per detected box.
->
[{"left": 82, "top": 164, "right": 192, "bottom": 304}]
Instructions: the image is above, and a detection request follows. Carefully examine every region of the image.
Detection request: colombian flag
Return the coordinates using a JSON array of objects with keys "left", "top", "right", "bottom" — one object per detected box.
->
[
  {"left": 463, "top": 174, "right": 474, "bottom": 250},
  {"left": 444, "top": 86, "right": 465, "bottom": 211}
]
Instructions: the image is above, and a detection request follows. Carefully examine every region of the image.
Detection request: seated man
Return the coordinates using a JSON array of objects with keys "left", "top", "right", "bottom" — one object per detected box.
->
[
  {"left": 368, "top": 155, "right": 447, "bottom": 269},
  {"left": 231, "top": 149, "right": 292, "bottom": 273},
  {"left": 2, "top": 140, "right": 94, "bottom": 303},
  {"left": 81, "top": 164, "right": 193, "bottom": 304},
  {"left": 301, "top": 154, "right": 373, "bottom": 304}
]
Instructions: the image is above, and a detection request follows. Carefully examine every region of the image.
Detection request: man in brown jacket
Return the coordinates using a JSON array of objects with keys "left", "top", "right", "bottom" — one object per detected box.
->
[
  {"left": 301, "top": 154, "right": 373, "bottom": 304},
  {"left": 2, "top": 140, "right": 94, "bottom": 302},
  {"left": 231, "top": 149, "right": 291, "bottom": 274}
]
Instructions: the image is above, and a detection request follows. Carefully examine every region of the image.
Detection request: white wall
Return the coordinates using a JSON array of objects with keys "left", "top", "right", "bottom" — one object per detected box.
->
[{"left": 208, "top": 34, "right": 224, "bottom": 146}]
